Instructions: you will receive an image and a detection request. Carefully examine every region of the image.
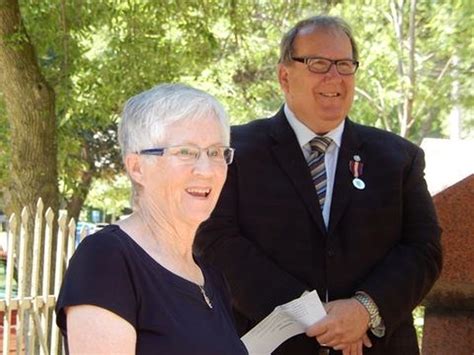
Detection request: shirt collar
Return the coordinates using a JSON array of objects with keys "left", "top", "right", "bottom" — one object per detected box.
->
[{"left": 284, "top": 104, "right": 345, "bottom": 150}]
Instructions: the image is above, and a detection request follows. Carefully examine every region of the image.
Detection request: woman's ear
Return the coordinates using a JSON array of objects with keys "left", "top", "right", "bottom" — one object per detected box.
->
[{"left": 124, "top": 153, "right": 145, "bottom": 185}]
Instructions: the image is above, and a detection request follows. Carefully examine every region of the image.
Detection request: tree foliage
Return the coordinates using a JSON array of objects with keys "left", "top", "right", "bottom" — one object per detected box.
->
[
  {"left": 10, "top": 0, "right": 244, "bottom": 220},
  {"left": 0, "top": 0, "right": 472, "bottom": 218},
  {"left": 334, "top": 0, "right": 474, "bottom": 142},
  {"left": 83, "top": 174, "right": 131, "bottom": 222}
]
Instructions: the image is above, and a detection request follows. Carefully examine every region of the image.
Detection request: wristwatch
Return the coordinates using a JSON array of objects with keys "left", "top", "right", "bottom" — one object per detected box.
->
[{"left": 353, "top": 291, "right": 385, "bottom": 337}]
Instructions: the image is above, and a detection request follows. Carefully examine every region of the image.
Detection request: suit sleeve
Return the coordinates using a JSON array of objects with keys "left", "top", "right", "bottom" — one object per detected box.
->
[
  {"left": 196, "top": 158, "right": 309, "bottom": 323},
  {"left": 358, "top": 147, "right": 442, "bottom": 336}
]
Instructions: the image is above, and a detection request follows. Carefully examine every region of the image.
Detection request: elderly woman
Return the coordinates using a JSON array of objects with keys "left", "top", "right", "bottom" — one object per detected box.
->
[{"left": 56, "top": 84, "right": 247, "bottom": 354}]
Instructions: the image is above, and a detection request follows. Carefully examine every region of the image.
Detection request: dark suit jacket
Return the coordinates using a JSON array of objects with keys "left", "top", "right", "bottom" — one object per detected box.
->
[{"left": 195, "top": 109, "right": 442, "bottom": 354}]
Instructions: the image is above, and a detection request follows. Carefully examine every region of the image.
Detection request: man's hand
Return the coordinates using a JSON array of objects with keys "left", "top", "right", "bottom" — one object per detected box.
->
[
  {"left": 337, "top": 334, "right": 372, "bottom": 355},
  {"left": 306, "top": 298, "right": 372, "bottom": 350}
]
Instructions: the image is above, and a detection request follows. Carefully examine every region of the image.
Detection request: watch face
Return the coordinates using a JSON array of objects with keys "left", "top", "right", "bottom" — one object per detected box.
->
[
  {"left": 369, "top": 313, "right": 385, "bottom": 338},
  {"left": 371, "top": 313, "right": 382, "bottom": 327},
  {"left": 371, "top": 323, "right": 386, "bottom": 338}
]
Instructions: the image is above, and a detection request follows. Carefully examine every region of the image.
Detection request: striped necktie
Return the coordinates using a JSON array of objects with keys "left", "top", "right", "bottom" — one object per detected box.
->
[{"left": 307, "top": 137, "right": 332, "bottom": 209}]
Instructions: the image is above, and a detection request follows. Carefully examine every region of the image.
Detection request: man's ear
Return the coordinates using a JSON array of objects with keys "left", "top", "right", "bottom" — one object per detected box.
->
[
  {"left": 278, "top": 63, "right": 290, "bottom": 94},
  {"left": 124, "top": 153, "right": 145, "bottom": 185}
]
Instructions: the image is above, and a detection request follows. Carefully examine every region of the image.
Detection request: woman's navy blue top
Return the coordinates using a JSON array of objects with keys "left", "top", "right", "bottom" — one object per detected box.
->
[{"left": 56, "top": 225, "right": 248, "bottom": 355}]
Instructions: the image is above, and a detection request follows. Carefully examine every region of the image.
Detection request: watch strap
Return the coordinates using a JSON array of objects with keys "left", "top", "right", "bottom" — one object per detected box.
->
[{"left": 353, "top": 291, "right": 385, "bottom": 337}]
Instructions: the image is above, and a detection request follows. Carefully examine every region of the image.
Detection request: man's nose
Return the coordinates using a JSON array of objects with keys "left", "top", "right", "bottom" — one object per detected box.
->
[{"left": 324, "top": 64, "right": 342, "bottom": 80}]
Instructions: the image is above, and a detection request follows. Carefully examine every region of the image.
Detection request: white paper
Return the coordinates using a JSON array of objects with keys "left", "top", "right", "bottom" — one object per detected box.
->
[{"left": 241, "top": 290, "right": 326, "bottom": 355}]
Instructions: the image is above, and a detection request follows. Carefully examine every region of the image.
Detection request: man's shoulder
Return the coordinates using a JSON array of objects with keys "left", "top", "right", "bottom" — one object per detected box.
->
[
  {"left": 230, "top": 113, "right": 281, "bottom": 145},
  {"left": 228, "top": 114, "right": 284, "bottom": 160},
  {"left": 350, "top": 120, "right": 419, "bottom": 151},
  {"left": 232, "top": 115, "right": 275, "bottom": 135}
]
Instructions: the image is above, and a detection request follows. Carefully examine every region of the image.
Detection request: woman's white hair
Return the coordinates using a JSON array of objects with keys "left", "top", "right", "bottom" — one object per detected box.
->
[
  {"left": 118, "top": 83, "right": 230, "bottom": 208},
  {"left": 118, "top": 83, "right": 230, "bottom": 158}
]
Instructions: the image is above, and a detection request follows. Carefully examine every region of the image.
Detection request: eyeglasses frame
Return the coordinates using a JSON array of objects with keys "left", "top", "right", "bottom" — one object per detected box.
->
[
  {"left": 290, "top": 56, "right": 359, "bottom": 75},
  {"left": 138, "top": 145, "right": 235, "bottom": 165}
]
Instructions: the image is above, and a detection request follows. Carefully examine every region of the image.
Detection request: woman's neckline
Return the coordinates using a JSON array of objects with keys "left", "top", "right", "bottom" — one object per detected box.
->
[{"left": 107, "top": 224, "right": 209, "bottom": 288}]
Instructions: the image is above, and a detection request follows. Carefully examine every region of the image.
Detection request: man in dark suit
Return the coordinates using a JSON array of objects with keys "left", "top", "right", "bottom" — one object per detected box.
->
[{"left": 195, "top": 15, "right": 442, "bottom": 355}]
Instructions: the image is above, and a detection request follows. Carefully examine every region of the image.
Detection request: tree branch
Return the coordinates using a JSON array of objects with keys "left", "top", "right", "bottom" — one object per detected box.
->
[
  {"left": 356, "top": 87, "right": 392, "bottom": 131},
  {"left": 413, "top": 56, "right": 453, "bottom": 120},
  {"left": 390, "top": 0, "right": 406, "bottom": 134},
  {"left": 60, "top": 0, "right": 69, "bottom": 79},
  {"left": 403, "top": 0, "right": 417, "bottom": 136}
]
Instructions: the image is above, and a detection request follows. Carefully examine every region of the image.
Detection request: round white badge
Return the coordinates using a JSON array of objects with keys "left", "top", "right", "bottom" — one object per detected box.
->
[{"left": 352, "top": 178, "right": 366, "bottom": 190}]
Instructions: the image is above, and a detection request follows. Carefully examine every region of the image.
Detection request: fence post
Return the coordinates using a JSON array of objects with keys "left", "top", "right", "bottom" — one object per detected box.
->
[
  {"left": 66, "top": 219, "right": 76, "bottom": 267},
  {"left": 29, "top": 198, "right": 50, "bottom": 354},
  {"left": 16, "top": 207, "right": 30, "bottom": 353},
  {"left": 50, "top": 211, "right": 67, "bottom": 355},
  {"left": 1, "top": 204, "right": 77, "bottom": 355},
  {"left": 41, "top": 207, "right": 55, "bottom": 348}
]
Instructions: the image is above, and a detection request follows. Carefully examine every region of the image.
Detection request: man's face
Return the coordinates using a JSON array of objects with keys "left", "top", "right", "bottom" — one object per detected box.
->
[{"left": 278, "top": 27, "right": 356, "bottom": 134}]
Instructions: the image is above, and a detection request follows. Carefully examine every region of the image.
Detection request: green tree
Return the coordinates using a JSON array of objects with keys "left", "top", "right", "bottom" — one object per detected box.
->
[
  {"left": 2, "top": 0, "right": 245, "bottom": 220},
  {"left": 83, "top": 174, "right": 132, "bottom": 223},
  {"left": 0, "top": 0, "right": 59, "bottom": 218},
  {"left": 329, "top": 0, "right": 473, "bottom": 142},
  {"left": 1, "top": 0, "right": 472, "bottom": 220}
]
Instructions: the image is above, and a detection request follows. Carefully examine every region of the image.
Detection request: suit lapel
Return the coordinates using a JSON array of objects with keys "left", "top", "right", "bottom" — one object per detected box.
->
[
  {"left": 328, "top": 119, "right": 364, "bottom": 235},
  {"left": 269, "top": 110, "right": 327, "bottom": 235}
]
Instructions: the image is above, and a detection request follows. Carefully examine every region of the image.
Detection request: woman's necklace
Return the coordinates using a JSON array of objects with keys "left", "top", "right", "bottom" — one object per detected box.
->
[
  {"left": 138, "top": 212, "right": 213, "bottom": 309},
  {"left": 199, "top": 285, "right": 213, "bottom": 309}
]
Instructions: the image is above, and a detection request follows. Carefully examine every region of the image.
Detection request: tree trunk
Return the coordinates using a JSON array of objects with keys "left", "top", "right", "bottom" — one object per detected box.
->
[
  {"left": 390, "top": 0, "right": 406, "bottom": 137},
  {"left": 390, "top": 0, "right": 417, "bottom": 138},
  {"left": 66, "top": 169, "right": 94, "bottom": 224},
  {"left": 402, "top": 0, "right": 416, "bottom": 138},
  {"left": 0, "top": 5, "right": 59, "bottom": 342},
  {"left": 0, "top": 0, "right": 59, "bottom": 218}
]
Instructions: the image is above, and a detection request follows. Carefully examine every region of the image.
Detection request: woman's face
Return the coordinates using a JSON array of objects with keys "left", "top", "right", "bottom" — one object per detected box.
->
[{"left": 139, "top": 115, "right": 228, "bottom": 227}]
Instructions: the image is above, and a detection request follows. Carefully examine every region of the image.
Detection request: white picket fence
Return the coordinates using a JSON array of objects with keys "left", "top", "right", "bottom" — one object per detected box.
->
[{"left": 0, "top": 198, "right": 86, "bottom": 355}]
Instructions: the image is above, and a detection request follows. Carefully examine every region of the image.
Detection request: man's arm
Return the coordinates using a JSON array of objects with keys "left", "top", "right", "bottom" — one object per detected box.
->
[
  {"left": 307, "top": 145, "right": 442, "bottom": 345},
  {"left": 357, "top": 146, "right": 442, "bottom": 333}
]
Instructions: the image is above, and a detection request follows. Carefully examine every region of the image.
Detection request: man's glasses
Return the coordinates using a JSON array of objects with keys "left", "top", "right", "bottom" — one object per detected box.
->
[
  {"left": 139, "top": 145, "right": 235, "bottom": 165},
  {"left": 290, "top": 56, "right": 359, "bottom": 75}
]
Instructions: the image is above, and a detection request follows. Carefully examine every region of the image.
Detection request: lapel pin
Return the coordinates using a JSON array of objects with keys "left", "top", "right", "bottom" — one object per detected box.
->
[{"left": 349, "top": 155, "right": 365, "bottom": 190}]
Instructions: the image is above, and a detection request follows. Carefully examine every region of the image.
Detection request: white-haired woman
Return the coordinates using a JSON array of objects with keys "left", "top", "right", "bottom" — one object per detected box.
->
[{"left": 56, "top": 84, "right": 247, "bottom": 354}]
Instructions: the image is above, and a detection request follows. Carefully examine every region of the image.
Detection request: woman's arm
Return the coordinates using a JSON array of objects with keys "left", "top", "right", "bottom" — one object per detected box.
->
[{"left": 66, "top": 305, "right": 136, "bottom": 354}]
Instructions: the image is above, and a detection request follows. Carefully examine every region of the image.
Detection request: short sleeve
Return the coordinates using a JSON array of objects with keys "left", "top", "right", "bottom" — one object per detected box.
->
[{"left": 55, "top": 230, "right": 138, "bottom": 332}]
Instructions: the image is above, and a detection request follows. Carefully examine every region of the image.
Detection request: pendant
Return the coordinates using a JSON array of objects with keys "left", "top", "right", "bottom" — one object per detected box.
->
[
  {"left": 352, "top": 178, "right": 366, "bottom": 190},
  {"left": 199, "top": 285, "right": 213, "bottom": 309},
  {"left": 349, "top": 155, "right": 365, "bottom": 191}
]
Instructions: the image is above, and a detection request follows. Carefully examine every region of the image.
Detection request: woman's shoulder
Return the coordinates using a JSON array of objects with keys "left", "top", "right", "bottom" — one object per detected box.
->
[
  {"left": 77, "top": 225, "right": 126, "bottom": 250},
  {"left": 71, "top": 224, "right": 134, "bottom": 266}
]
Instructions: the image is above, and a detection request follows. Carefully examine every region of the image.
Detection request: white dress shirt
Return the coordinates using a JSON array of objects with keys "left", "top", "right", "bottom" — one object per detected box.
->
[{"left": 284, "top": 105, "right": 345, "bottom": 228}]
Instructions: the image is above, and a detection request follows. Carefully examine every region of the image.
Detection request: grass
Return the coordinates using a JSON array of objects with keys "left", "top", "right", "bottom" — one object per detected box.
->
[{"left": 414, "top": 306, "right": 425, "bottom": 350}]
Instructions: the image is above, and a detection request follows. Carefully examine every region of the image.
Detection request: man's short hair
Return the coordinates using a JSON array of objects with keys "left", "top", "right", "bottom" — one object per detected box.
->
[{"left": 279, "top": 15, "right": 359, "bottom": 64}]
